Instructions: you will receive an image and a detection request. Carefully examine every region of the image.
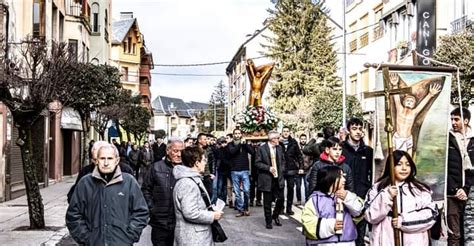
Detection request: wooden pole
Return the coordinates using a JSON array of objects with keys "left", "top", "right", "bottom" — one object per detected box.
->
[{"left": 381, "top": 67, "right": 400, "bottom": 246}]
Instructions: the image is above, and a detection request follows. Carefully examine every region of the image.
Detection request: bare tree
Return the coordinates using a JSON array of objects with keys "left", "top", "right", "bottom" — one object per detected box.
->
[
  {"left": 69, "top": 63, "right": 122, "bottom": 164},
  {"left": 0, "top": 38, "right": 80, "bottom": 228}
]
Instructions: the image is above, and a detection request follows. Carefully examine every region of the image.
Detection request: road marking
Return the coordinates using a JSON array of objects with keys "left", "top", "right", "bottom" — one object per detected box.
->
[
  {"left": 279, "top": 215, "right": 289, "bottom": 220},
  {"left": 296, "top": 226, "right": 303, "bottom": 232}
]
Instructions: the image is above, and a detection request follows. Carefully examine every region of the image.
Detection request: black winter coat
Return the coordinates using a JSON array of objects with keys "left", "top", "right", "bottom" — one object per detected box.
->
[
  {"left": 141, "top": 159, "right": 178, "bottom": 229},
  {"left": 214, "top": 147, "right": 231, "bottom": 175},
  {"left": 152, "top": 142, "right": 166, "bottom": 161},
  {"left": 227, "top": 141, "right": 255, "bottom": 171},
  {"left": 447, "top": 132, "right": 474, "bottom": 195},
  {"left": 342, "top": 140, "right": 373, "bottom": 199},
  {"left": 280, "top": 136, "right": 303, "bottom": 176},
  {"left": 255, "top": 143, "right": 286, "bottom": 192}
]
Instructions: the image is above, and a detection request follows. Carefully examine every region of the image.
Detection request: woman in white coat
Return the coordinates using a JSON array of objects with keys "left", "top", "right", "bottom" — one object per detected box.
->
[{"left": 173, "top": 146, "right": 224, "bottom": 246}]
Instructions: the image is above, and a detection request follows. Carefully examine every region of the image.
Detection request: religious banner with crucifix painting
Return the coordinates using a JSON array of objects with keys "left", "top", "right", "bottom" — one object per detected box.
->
[{"left": 372, "top": 69, "right": 452, "bottom": 201}]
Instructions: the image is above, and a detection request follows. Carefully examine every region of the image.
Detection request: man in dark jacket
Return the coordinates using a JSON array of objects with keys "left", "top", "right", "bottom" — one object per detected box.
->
[
  {"left": 142, "top": 139, "right": 184, "bottom": 246},
  {"left": 341, "top": 117, "right": 373, "bottom": 246},
  {"left": 197, "top": 133, "right": 215, "bottom": 200},
  {"left": 139, "top": 142, "right": 154, "bottom": 183},
  {"left": 152, "top": 137, "right": 167, "bottom": 161},
  {"left": 214, "top": 137, "right": 231, "bottom": 204},
  {"left": 279, "top": 126, "right": 303, "bottom": 215},
  {"left": 255, "top": 130, "right": 286, "bottom": 229},
  {"left": 66, "top": 144, "right": 148, "bottom": 246},
  {"left": 228, "top": 129, "right": 255, "bottom": 216},
  {"left": 128, "top": 144, "right": 140, "bottom": 178},
  {"left": 447, "top": 107, "right": 474, "bottom": 245}
]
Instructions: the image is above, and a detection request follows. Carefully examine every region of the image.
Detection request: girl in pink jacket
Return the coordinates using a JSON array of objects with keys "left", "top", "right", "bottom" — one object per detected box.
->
[{"left": 365, "top": 150, "right": 437, "bottom": 246}]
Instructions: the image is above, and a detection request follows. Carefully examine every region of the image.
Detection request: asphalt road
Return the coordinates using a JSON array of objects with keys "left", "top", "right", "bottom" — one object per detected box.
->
[
  {"left": 135, "top": 205, "right": 305, "bottom": 246},
  {"left": 60, "top": 204, "right": 305, "bottom": 246}
]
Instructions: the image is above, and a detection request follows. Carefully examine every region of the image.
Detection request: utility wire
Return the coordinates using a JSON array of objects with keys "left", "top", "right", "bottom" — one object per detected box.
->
[{"left": 114, "top": 21, "right": 380, "bottom": 68}]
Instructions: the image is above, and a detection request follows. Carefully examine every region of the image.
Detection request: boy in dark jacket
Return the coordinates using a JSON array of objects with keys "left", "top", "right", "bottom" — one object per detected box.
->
[
  {"left": 341, "top": 117, "right": 373, "bottom": 246},
  {"left": 308, "top": 137, "right": 353, "bottom": 193}
]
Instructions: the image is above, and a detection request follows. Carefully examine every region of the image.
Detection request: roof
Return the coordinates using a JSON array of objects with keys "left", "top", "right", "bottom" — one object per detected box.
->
[
  {"left": 151, "top": 96, "right": 208, "bottom": 118},
  {"left": 112, "top": 18, "right": 136, "bottom": 44},
  {"left": 186, "top": 101, "right": 209, "bottom": 113}
]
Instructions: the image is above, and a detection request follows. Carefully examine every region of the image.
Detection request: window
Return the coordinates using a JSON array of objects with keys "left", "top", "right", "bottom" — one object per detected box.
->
[
  {"left": 128, "top": 37, "right": 132, "bottom": 53},
  {"left": 123, "top": 41, "right": 127, "bottom": 53},
  {"left": 133, "top": 43, "right": 136, "bottom": 54},
  {"left": 349, "top": 21, "right": 357, "bottom": 52},
  {"left": 359, "top": 14, "right": 369, "bottom": 48},
  {"left": 373, "top": 6, "right": 384, "bottom": 41},
  {"left": 349, "top": 74, "right": 357, "bottom": 95},
  {"left": 33, "top": 0, "right": 45, "bottom": 38},
  {"left": 361, "top": 70, "right": 369, "bottom": 92},
  {"left": 121, "top": 67, "right": 129, "bottom": 81},
  {"left": 68, "top": 39, "right": 78, "bottom": 61},
  {"left": 91, "top": 3, "right": 99, "bottom": 33}
]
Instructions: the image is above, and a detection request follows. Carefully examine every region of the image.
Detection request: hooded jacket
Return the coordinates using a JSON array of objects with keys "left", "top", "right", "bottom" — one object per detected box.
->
[
  {"left": 173, "top": 165, "right": 215, "bottom": 246},
  {"left": 365, "top": 182, "right": 437, "bottom": 246},
  {"left": 302, "top": 191, "right": 364, "bottom": 245},
  {"left": 308, "top": 153, "right": 354, "bottom": 193},
  {"left": 66, "top": 166, "right": 149, "bottom": 246}
]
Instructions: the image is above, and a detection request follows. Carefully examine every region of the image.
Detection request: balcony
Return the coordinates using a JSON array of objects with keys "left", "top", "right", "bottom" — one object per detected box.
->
[
  {"left": 451, "top": 15, "right": 473, "bottom": 34},
  {"left": 349, "top": 39, "right": 357, "bottom": 52},
  {"left": 359, "top": 32, "right": 369, "bottom": 48},
  {"left": 65, "top": 0, "right": 91, "bottom": 30},
  {"left": 373, "top": 26, "right": 383, "bottom": 41}
]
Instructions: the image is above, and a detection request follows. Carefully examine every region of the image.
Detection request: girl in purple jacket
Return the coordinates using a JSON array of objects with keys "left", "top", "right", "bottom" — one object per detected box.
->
[
  {"left": 365, "top": 150, "right": 437, "bottom": 246},
  {"left": 302, "top": 165, "right": 364, "bottom": 245}
]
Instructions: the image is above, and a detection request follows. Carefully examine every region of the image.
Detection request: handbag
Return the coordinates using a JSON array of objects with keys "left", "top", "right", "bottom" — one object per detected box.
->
[{"left": 188, "top": 178, "right": 228, "bottom": 242}]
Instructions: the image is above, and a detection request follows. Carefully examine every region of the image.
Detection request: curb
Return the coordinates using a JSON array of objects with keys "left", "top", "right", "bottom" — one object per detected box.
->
[{"left": 40, "top": 228, "right": 69, "bottom": 246}]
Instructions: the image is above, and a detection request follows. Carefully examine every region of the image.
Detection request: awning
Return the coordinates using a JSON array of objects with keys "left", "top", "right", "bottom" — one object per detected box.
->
[{"left": 61, "top": 107, "right": 83, "bottom": 131}]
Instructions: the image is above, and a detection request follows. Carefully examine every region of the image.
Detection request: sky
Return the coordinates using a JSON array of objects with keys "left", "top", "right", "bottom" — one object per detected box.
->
[{"left": 112, "top": 0, "right": 275, "bottom": 105}]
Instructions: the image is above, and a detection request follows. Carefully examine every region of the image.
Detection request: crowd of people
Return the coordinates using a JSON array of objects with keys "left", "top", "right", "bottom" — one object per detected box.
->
[{"left": 64, "top": 108, "right": 473, "bottom": 245}]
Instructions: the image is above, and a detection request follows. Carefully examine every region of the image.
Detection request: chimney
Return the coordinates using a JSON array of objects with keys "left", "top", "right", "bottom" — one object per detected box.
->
[{"left": 120, "top": 12, "right": 133, "bottom": 20}]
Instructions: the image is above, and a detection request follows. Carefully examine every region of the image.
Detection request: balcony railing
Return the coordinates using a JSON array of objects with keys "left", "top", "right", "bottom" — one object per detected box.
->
[
  {"left": 359, "top": 32, "right": 369, "bottom": 48},
  {"left": 349, "top": 39, "right": 357, "bottom": 52},
  {"left": 373, "top": 26, "right": 383, "bottom": 41},
  {"left": 65, "top": 0, "right": 89, "bottom": 17},
  {"left": 451, "top": 15, "right": 472, "bottom": 34}
]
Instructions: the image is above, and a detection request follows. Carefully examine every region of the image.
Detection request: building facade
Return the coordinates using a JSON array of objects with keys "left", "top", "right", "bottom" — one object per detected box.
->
[
  {"left": 111, "top": 12, "right": 142, "bottom": 94},
  {"left": 0, "top": 0, "right": 93, "bottom": 201},
  {"left": 341, "top": 0, "right": 454, "bottom": 144}
]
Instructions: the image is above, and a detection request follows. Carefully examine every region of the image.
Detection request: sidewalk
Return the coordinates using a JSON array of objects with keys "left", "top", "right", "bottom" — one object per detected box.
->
[{"left": 0, "top": 176, "right": 75, "bottom": 246}]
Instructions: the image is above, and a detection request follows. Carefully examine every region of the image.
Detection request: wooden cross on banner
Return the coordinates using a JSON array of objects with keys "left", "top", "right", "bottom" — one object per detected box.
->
[{"left": 363, "top": 66, "right": 411, "bottom": 246}]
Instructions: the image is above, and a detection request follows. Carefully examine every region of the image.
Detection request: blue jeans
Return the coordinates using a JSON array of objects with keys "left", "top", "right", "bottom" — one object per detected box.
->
[
  {"left": 295, "top": 175, "right": 308, "bottom": 202},
  {"left": 211, "top": 173, "right": 219, "bottom": 204},
  {"left": 231, "top": 170, "right": 250, "bottom": 212}
]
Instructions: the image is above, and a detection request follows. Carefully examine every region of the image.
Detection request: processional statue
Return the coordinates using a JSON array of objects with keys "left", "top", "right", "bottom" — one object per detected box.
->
[{"left": 246, "top": 59, "right": 274, "bottom": 107}]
